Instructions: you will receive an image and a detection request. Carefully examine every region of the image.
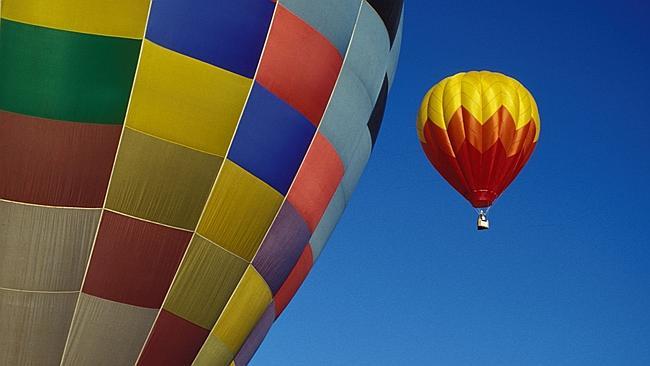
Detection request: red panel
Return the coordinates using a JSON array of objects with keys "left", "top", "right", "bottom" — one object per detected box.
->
[
  {"left": 0, "top": 110, "right": 121, "bottom": 207},
  {"left": 421, "top": 106, "right": 538, "bottom": 208},
  {"left": 82, "top": 211, "right": 192, "bottom": 308},
  {"left": 274, "top": 245, "right": 313, "bottom": 316},
  {"left": 137, "top": 310, "right": 209, "bottom": 366},
  {"left": 256, "top": 5, "right": 343, "bottom": 126},
  {"left": 287, "top": 133, "right": 344, "bottom": 231}
]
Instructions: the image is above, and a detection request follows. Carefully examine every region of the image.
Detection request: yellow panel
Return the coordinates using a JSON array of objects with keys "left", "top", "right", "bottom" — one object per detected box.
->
[
  {"left": 211, "top": 266, "right": 272, "bottom": 354},
  {"left": 197, "top": 161, "right": 284, "bottom": 261},
  {"left": 417, "top": 71, "right": 541, "bottom": 142},
  {"left": 126, "top": 41, "right": 252, "bottom": 156},
  {"left": 1, "top": 0, "right": 150, "bottom": 39},
  {"left": 192, "top": 335, "right": 233, "bottom": 366},
  {"left": 163, "top": 236, "right": 248, "bottom": 330}
]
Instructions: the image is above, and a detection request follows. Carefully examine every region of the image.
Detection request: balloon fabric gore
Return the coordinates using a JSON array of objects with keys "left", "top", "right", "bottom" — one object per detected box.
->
[{"left": 0, "top": 1, "right": 404, "bottom": 365}]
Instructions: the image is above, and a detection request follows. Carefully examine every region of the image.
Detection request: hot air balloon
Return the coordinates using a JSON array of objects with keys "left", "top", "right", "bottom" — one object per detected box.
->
[
  {"left": 417, "top": 71, "right": 540, "bottom": 230},
  {"left": 0, "top": 0, "right": 403, "bottom": 365}
]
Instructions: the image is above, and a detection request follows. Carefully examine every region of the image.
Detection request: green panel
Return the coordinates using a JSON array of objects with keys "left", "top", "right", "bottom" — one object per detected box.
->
[{"left": 0, "top": 19, "right": 141, "bottom": 124}]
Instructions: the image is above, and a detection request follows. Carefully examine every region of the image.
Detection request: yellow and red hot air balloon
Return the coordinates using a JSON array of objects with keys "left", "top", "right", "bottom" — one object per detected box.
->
[{"left": 417, "top": 71, "right": 540, "bottom": 229}]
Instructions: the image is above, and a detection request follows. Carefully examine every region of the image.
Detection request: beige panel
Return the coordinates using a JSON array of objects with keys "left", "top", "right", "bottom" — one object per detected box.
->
[
  {"left": 0, "top": 200, "right": 100, "bottom": 291},
  {"left": 61, "top": 293, "right": 157, "bottom": 366},
  {"left": 105, "top": 128, "right": 222, "bottom": 230},
  {"left": 192, "top": 335, "right": 233, "bottom": 366},
  {"left": 197, "top": 161, "right": 284, "bottom": 261},
  {"left": 163, "top": 235, "right": 248, "bottom": 330},
  {"left": 212, "top": 266, "right": 272, "bottom": 354},
  {"left": 0, "top": 289, "right": 78, "bottom": 366}
]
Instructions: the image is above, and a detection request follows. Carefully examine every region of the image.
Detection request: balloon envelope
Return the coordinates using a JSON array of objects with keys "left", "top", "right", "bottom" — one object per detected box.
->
[
  {"left": 417, "top": 71, "right": 540, "bottom": 208},
  {"left": 0, "top": 1, "right": 403, "bottom": 365}
]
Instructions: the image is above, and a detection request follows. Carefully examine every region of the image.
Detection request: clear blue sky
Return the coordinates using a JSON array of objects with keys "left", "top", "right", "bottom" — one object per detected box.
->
[{"left": 254, "top": 1, "right": 650, "bottom": 364}]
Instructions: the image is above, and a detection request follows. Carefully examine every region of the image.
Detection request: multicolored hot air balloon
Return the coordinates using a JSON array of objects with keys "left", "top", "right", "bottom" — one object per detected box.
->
[
  {"left": 417, "top": 71, "right": 540, "bottom": 229},
  {"left": 0, "top": 0, "right": 403, "bottom": 365}
]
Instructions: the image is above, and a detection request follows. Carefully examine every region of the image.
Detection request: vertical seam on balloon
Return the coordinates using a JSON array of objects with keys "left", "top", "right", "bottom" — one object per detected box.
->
[
  {"left": 190, "top": 1, "right": 367, "bottom": 363},
  {"left": 133, "top": 3, "right": 281, "bottom": 364},
  {"left": 438, "top": 78, "right": 472, "bottom": 197},
  {"left": 58, "top": 1, "right": 155, "bottom": 364},
  {"left": 457, "top": 81, "right": 479, "bottom": 199},
  {"left": 247, "top": 0, "right": 364, "bottom": 283}
]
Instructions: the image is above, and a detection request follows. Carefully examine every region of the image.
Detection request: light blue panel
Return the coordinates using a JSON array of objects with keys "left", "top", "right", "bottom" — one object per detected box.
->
[
  {"left": 340, "top": 128, "right": 372, "bottom": 202},
  {"left": 320, "top": 68, "right": 373, "bottom": 169},
  {"left": 309, "top": 186, "right": 346, "bottom": 261},
  {"left": 344, "top": 2, "right": 391, "bottom": 105},
  {"left": 387, "top": 9, "right": 404, "bottom": 87},
  {"left": 280, "top": 0, "right": 362, "bottom": 56}
]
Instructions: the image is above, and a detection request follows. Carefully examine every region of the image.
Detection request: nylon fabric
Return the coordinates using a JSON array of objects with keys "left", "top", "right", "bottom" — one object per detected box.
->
[
  {"left": 60, "top": 293, "right": 157, "bottom": 366},
  {"left": 367, "top": 77, "right": 390, "bottom": 146},
  {"left": 228, "top": 84, "right": 316, "bottom": 195},
  {"left": 137, "top": 310, "right": 210, "bottom": 366},
  {"left": 366, "top": 0, "right": 404, "bottom": 46},
  {"left": 0, "top": 111, "right": 121, "bottom": 207},
  {"left": 256, "top": 4, "right": 343, "bottom": 126},
  {"left": 0, "top": 290, "right": 77, "bottom": 366},
  {"left": 387, "top": 9, "right": 403, "bottom": 87},
  {"left": 274, "top": 245, "right": 313, "bottom": 316},
  {"left": 162, "top": 236, "right": 248, "bottom": 330},
  {"left": 340, "top": 128, "right": 372, "bottom": 202},
  {"left": 417, "top": 71, "right": 540, "bottom": 139},
  {"left": 233, "top": 303, "right": 275, "bottom": 366},
  {"left": 192, "top": 335, "right": 233, "bottom": 366},
  {"left": 105, "top": 128, "right": 222, "bottom": 230},
  {"left": 145, "top": 0, "right": 274, "bottom": 78},
  {"left": 208, "top": 267, "right": 272, "bottom": 355},
  {"left": 280, "top": 0, "right": 361, "bottom": 56},
  {"left": 0, "top": 200, "right": 99, "bottom": 291},
  {"left": 287, "top": 133, "right": 345, "bottom": 231},
  {"left": 197, "top": 160, "right": 285, "bottom": 261},
  {"left": 320, "top": 68, "right": 375, "bottom": 168},
  {"left": 252, "top": 203, "right": 311, "bottom": 294},
  {"left": 343, "top": 2, "right": 390, "bottom": 106},
  {"left": 126, "top": 40, "right": 252, "bottom": 156},
  {"left": 82, "top": 211, "right": 192, "bottom": 308},
  {"left": 418, "top": 71, "right": 540, "bottom": 207},
  {"left": 1, "top": 0, "right": 150, "bottom": 39},
  {"left": 309, "top": 186, "right": 346, "bottom": 261},
  {"left": 0, "top": 19, "right": 141, "bottom": 124}
]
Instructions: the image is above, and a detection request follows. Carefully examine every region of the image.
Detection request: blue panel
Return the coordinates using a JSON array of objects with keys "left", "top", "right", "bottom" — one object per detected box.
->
[
  {"left": 146, "top": 0, "right": 275, "bottom": 78},
  {"left": 229, "top": 84, "right": 316, "bottom": 195}
]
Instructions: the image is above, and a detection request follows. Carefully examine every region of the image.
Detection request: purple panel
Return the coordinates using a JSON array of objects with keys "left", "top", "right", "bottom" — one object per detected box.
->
[
  {"left": 252, "top": 202, "right": 310, "bottom": 294},
  {"left": 234, "top": 303, "right": 275, "bottom": 366}
]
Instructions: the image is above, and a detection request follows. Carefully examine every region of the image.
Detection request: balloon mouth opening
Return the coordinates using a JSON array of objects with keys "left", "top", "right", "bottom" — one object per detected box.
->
[{"left": 469, "top": 190, "right": 498, "bottom": 208}]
